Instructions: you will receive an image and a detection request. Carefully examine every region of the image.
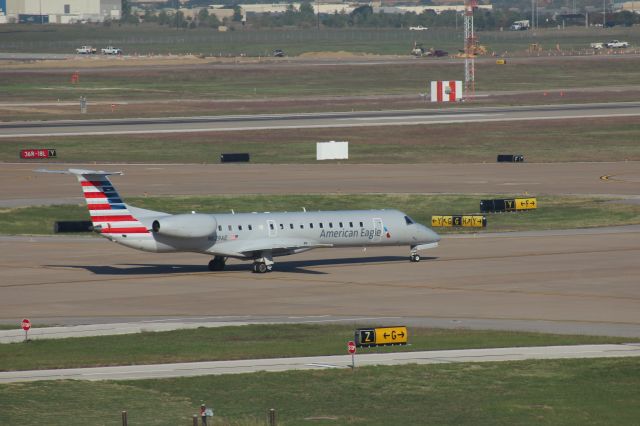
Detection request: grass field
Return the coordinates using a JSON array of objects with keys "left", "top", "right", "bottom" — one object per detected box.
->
[
  {"left": 0, "top": 357, "right": 638, "bottom": 425},
  {"left": 3, "top": 117, "right": 640, "bottom": 163},
  {"left": 2, "top": 324, "right": 636, "bottom": 372},
  {"left": 2, "top": 24, "right": 640, "bottom": 56},
  {"left": 3, "top": 55, "right": 640, "bottom": 104},
  {"left": 1, "top": 194, "right": 639, "bottom": 235}
]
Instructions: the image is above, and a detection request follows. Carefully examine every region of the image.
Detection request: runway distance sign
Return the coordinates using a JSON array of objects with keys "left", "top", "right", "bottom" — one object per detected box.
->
[
  {"left": 20, "top": 149, "right": 56, "bottom": 159},
  {"left": 515, "top": 198, "right": 537, "bottom": 210},
  {"left": 431, "top": 215, "right": 486, "bottom": 228},
  {"left": 480, "top": 198, "right": 537, "bottom": 213},
  {"left": 355, "top": 327, "right": 408, "bottom": 347}
]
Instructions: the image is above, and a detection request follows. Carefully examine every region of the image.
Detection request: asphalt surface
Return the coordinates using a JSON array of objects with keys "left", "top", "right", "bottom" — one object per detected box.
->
[
  {"left": 2, "top": 102, "right": 640, "bottom": 137},
  {"left": 1, "top": 225, "right": 638, "bottom": 337},
  {"left": 2, "top": 344, "right": 639, "bottom": 383},
  {"left": 2, "top": 161, "right": 639, "bottom": 208}
]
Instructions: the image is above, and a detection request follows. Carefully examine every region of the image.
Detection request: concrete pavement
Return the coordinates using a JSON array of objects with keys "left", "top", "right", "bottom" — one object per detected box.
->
[{"left": 2, "top": 344, "right": 639, "bottom": 383}]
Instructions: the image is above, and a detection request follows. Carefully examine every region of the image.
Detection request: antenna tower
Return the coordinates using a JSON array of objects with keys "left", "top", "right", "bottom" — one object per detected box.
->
[{"left": 464, "top": 0, "right": 478, "bottom": 100}]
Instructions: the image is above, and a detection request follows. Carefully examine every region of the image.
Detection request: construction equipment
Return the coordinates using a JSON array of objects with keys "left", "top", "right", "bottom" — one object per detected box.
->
[
  {"left": 528, "top": 43, "right": 542, "bottom": 53},
  {"left": 412, "top": 42, "right": 448, "bottom": 58}
]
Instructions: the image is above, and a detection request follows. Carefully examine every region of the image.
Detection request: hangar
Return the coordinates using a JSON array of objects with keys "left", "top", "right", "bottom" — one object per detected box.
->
[{"left": 0, "top": 0, "right": 121, "bottom": 24}]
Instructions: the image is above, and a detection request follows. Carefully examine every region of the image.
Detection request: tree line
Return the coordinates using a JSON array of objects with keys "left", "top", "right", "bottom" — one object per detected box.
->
[{"left": 121, "top": 0, "right": 640, "bottom": 30}]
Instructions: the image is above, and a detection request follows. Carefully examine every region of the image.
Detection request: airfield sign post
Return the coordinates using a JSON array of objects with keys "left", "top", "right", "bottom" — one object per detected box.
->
[
  {"left": 21, "top": 318, "right": 31, "bottom": 342},
  {"left": 348, "top": 340, "right": 356, "bottom": 369}
]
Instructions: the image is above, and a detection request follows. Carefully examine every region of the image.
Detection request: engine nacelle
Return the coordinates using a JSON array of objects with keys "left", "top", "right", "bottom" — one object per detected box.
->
[{"left": 151, "top": 214, "right": 217, "bottom": 239}]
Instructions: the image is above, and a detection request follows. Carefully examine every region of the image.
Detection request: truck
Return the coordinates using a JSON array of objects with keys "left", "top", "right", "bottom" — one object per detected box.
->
[
  {"left": 101, "top": 46, "right": 122, "bottom": 55},
  {"left": 604, "top": 40, "right": 629, "bottom": 48},
  {"left": 510, "top": 20, "right": 530, "bottom": 31},
  {"left": 76, "top": 46, "right": 97, "bottom": 54}
]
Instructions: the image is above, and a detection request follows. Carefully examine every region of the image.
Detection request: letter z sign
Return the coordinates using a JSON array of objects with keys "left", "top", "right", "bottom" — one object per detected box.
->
[{"left": 356, "top": 327, "right": 408, "bottom": 347}]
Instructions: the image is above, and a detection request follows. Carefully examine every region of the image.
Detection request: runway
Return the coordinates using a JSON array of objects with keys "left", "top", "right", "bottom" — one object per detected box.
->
[
  {"left": 2, "top": 344, "right": 639, "bottom": 383},
  {"left": 3, "top": 102, "right": 640, "bottom": 137},
  {"left": 1, "top": 226, "right": 638, "bottom": 336},
  {"left": 2, "top": 162, "right": 639, "bottom": 208}
]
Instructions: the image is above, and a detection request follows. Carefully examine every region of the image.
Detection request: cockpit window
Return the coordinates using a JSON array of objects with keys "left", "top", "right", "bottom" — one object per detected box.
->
[{"left": 404, "top": 215, "right": 415, "bottom": 225}]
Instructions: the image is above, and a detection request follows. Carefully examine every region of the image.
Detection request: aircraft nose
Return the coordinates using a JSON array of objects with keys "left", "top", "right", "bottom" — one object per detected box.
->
[{"left": 421, "top": 225, "right": 440, "bottom": 243}]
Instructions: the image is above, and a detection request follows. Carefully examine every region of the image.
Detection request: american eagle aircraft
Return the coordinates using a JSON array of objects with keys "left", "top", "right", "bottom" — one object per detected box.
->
[{"left": 41, "top": 169, "right": 440, "bottom": 273}]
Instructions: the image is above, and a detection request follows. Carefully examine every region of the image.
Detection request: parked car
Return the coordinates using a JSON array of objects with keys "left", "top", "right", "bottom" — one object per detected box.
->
[
  {"left": 605, "top": 40, "right": 629, "bottom": 48},
  {"left": 273, "top": 49, "right": 285, "bottom": 57},
  {"left": 101, "top": 46, "right": 122, "bottom": 55},
  {"left": 76, "top": 46, "right": 97, "bottom": 54},
  {"left": 409, "top": 26, "right": 428, "bottom": 31}
]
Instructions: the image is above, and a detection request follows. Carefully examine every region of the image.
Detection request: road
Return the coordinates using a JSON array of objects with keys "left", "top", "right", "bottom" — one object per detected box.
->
[
  {"left": 1, "top": 344, "right": 639, "bottom": 383},
  {"left": 2, "top": 102, "right": 640, "bottom": 137}
]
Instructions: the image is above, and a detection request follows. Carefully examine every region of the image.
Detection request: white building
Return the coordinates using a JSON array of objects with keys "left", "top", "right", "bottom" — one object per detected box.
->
[{"left": 1, "top": 0, "right": 121, "bottom": 24}]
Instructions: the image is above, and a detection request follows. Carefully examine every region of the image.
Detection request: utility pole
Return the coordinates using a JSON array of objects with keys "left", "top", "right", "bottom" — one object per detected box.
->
[
  {"left": 603, "top": 0, "right": 606, "bottom": 27},
  {"left": 463, "top": 0, "right": 477, "bottom": 100},
  {"left": 531, "top": 0, "right": 535, "bottom": 29}
]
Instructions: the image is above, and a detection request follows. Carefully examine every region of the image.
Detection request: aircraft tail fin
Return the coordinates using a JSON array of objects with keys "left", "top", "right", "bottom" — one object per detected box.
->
[{"left": 38, "top": 168, "right": 151, "bottom": 236}]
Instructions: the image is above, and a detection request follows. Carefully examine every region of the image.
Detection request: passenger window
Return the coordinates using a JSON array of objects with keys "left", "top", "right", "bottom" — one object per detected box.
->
[
  {"left": 319, "top": 223, "right": 324, "bottom": 229},
  {"left": 329, "top": 222, "right": 333, "bottom": 228},
  {"left": 248, "top": 225, "right": 253, "bottom": 231},
  {"left": 349, "top": 222, "right": 353, "bottom": 228},
  {"left": 300, "top": 224, "right": 304, "bottom": 229},
  {"left": 290, "top": 223, "right": 294, "bottom": 229},
  {"left": 238, "top": 225, "right": 243, "bottom": 231},
  {"left": 228, "top": 225, "right": 232, "bottom": 231},
  {"left": 269, "top": 223, "right": 274, "bottom": 230},
  {"left": 310, "top": 223, "right": 314, "bottom": 229},
  {"left": 218, "top": 225, "right": 222, "bottom": 231},
  {"left": 359, "top": 221, "right": 363, "bottom": 227},
  {"left": 339, "top": 222, "right": 343, "bottom": 228},
  {"left": 280, "top": 224, "right": 284, "bottom": 230},
  {"left": 404, "top": 216, "right": 415, "bottom": 225}
]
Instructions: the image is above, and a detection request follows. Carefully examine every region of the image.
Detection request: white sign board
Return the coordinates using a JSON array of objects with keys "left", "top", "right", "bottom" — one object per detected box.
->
[
  {"left": 316, "top": 141, "right": 349, "bottom": 160},
  {"left": 430, "top": 80, "right": 462, "bottom": 102}
]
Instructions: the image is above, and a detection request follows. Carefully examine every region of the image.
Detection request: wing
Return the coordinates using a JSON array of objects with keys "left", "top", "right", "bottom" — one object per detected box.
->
[{"left": 210, "top": 237, "right": 332, "bottom": 258}]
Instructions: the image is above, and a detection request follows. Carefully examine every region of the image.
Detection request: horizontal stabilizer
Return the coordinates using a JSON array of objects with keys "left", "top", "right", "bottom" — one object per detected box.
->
[{"left": 35, "top": 168, "right": 123, "bottom": 176}]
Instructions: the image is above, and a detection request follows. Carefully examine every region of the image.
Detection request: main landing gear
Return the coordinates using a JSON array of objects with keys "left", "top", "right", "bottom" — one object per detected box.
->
[
  {"left": 208, "top": 256, "right": 226, "bottom": 271},
  {"left": 252, "top": 262, "right": 272, "bottom": 273},
  {"left": 252, "top": 253, "right": 274, "bottom": 273},
  {"left": 409, "top": 252, "right": 421, "bottom": 263}
]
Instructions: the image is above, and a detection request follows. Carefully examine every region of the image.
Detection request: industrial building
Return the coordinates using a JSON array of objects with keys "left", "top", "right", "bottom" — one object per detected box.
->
[{"left": 0, "top": 0, "right": 121, "bottom": 24}]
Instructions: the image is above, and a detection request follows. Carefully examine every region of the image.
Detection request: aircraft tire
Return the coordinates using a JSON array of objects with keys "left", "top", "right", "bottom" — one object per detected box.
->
[
  {"left": 257, "top": 263, "right": 268, "bottom": 273},
  {"left": 410, "top": 253, "right": 420, "bottom": 263}
]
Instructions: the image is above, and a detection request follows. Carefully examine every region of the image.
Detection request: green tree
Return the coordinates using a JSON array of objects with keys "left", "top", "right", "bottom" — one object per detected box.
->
[
  {"left": 299, "top": 1, "right": 316, "bottom": 26},
  {"left": 349, "top": 5, "right": 373, "bottom": 26},
  {"left": 233, "top": 5, "right": 243, "bottom": 22}
]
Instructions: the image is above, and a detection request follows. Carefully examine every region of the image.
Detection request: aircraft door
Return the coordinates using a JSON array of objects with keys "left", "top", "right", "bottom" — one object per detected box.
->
[
  {"left": 266, "top": 219, "right": 277, "bottom": 237},
  {"left": 372, "top": 218, "right": 383, "bottom": 242}
]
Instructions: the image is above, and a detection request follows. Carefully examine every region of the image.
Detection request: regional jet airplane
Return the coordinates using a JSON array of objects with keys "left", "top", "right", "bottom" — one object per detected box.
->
[{"left": 40, "top": 169, "right": 440, "bottom": 273}]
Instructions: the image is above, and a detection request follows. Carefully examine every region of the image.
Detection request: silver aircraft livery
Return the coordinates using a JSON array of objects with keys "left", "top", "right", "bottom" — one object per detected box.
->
[{"left": 41, "top": 169, "right": 440, "bottom": 273}]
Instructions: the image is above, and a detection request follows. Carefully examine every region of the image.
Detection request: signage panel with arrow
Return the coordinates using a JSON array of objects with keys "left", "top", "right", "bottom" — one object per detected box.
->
[{"left": 355, "top": 326, "right": 408, "bottom": 347}]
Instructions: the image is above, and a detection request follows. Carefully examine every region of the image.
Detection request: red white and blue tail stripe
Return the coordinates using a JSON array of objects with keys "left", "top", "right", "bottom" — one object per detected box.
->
[{"left": 73, "top": 170, "right": 150, "bottom": 236}]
